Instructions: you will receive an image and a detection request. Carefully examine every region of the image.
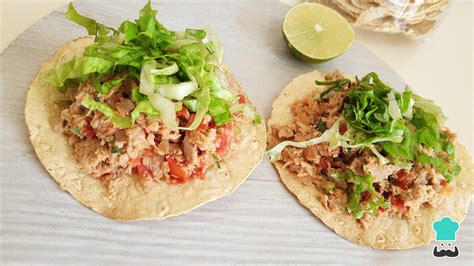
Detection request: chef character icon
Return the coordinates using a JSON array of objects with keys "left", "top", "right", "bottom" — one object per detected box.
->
[{"left": 432, "top": 217, "right": 460, "bottom": 258}]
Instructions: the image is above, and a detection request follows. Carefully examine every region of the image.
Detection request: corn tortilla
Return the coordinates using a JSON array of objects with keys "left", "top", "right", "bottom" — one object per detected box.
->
[
  {"left": 267, "top": 70, "right": 474, "bottom": 249},
  {"left": 25, "top": 37, "right": 266, "bottom": 221}
]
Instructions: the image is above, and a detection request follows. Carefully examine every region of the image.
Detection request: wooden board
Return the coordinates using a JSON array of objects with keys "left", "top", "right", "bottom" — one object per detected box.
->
[{"left": 0, "top": 0, "right": 472, "bottom": 264}]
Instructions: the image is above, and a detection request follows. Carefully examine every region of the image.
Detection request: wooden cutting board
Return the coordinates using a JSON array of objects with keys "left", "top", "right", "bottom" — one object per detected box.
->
[{"left": 1, "top": 0, "right": 472, "bottom": 264}]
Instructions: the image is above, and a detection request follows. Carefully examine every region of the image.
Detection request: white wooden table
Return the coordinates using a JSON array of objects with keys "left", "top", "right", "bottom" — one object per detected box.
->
[{"left": 1, "top": 0, "right": 472, "bottom": 264}]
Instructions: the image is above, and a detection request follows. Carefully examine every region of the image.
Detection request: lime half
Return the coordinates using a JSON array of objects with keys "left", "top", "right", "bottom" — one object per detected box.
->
[{"left": 283, "top": 3, "right": 355, "bottom": 62}]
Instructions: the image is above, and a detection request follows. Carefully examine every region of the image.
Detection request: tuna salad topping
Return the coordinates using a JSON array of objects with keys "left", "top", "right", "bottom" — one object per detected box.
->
[
  {"left": 44, "top": 2, "right": 261, "bottom": 194},
  {"left": 268, "top": 71, "right": 460, "bottom": 223}
]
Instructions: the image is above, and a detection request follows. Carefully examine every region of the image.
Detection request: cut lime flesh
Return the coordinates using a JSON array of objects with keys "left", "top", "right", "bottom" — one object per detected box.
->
[{"left": 283, "top": 3, "right": 355, "bottom": 62}]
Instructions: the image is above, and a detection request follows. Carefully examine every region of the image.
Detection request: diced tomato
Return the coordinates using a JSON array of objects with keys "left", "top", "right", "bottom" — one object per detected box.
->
[
  {"left": 393, "top": 169, "right": 413, "bottom": 190},
  {"left": 132, "top": 157, "right": 152, "bottom": 179},
  {"left": 192, "top": 166, "right": 205, "bottom": 180},
  {"left": 378, "top": 207, "right": 387, "bottom": 213},
  {"left": 169, "top": 176, "right": 187, "bottom": 184},
  {"left": 177, "top": 106, "right": 189, "bottom": 118},
  {"left": 318, "top": 157, "right": 330, "bottom": 170},
  {"left": 391, "top": 195, "right": 408, "bottom": 212},
  {"left": 238, "top": 94, "right": 246, "bottom": 104},
  {"left": 393, "top": 180, "right": 409, "bottom": 190},
  {"left": 339, "top": 122, "right": 347, "bottom": 134},
  {"left": 209, "top": 120, "right": 216, "bottom": 128},
  {"left": 136, "top": 164, "right": 152, "bottom": 178},
  {"left": 82, "top": 125, "right": 96, "bottom": 138},
  {"left": 82, "top": 116, "right": 96, "bottom": 138},
  {"left": 440, "top": 179, "right": 448, "bottom": 186},
  {"left": 168, "top": 158, "right": 188, "bottom": 181},
  {"left": 130, "top": 157, "right": 142, "bottom": 166},
  {"left": 198, "top": 120, "right": 208, "bottom": 131},
  {"left": 361, "top": 191, "right": 371, "bottom": 202},
  {"left": 216, "top": 132, "right": 229, "bottom": 154},
  {"left": 185, "top": 113, "right": 196, "bottom": 127}
]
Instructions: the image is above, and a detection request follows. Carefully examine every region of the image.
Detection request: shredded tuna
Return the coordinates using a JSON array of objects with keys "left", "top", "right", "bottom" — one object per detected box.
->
[{"left": 59, "top": 76, "right": 241, "bottom": 194}]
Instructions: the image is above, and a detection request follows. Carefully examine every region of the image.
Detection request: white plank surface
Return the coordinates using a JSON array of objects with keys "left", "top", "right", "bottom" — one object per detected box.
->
[{"left": 0, "top": 0, "right": 472, "bottom": 264}]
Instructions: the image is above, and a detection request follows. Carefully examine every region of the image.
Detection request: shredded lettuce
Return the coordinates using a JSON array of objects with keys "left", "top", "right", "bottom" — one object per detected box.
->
[
  {"left": 65, "top": 3, "right": 117, "bottom": 39},
  {"left": 150, "top": 62, "right": 179, "bottom": 76},
  {"left": 413, "top": 94, "right": 446, "bottom": 126},
  {"left": 399, "top": 87, "right": 414, "bottom": 119},
  {"left": 156, "top": 82, "right": 197, "bottom": 101},
  {"left": 387, "top": 92, "right": 402, "bottom": 120},
  {"left": 208, "top": 95, "right": 233, "bottom": 126},
  {"left": 178, "top": 87, "right": 211, "bottom": 130},
  {"left": 229, "top": 104, "right": 262, "bottom": 124},
  {"left": 380, "top": 127, "right": 417, "bottom": 161},
  {"left": 334, "top": 171, "right": 391, "bottom": 219},
  {"left": 81, "top": 95, "right": 131, "bottom": 128},
  {"left": 139, "top": 61, "right": 157, "bottom": 95},
  {"left": 84, "top": 42, "right": 145, "bottom": 67},
  {"left": 183, "top": 98, "right": 198, "bottom": 112},
  {"left": 44, "top": 57, "right": 114, "bottom": 91},
  {"left": 202, "top": 26, "right": 224, "bottom": 64},
  {"left": 131, "top": 100, "right": 160, "bottom": 124},
  {"left": 46, "top": 0, "right": 241, "bottom": 134},
  {"left": 131, "top": 87, "right": 146, "bottom": 103},
  {"left": 93, "top": 76, "right": 126, "bottom": 94},
  {"left": 149, "top": 93, "right": 178, "bottom": 129},
  {"left": 268, "top": 118, "right": 342, "bottom": 162}
]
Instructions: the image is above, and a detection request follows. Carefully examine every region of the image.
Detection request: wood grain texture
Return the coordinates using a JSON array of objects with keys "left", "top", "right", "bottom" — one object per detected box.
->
[{"left": 0, "top": 0, "right": 472, "bottom": 264}]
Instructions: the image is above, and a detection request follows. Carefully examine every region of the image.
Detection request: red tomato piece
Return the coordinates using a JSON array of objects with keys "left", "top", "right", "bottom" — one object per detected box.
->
[
  {"left": 136, "top": 164, "right": 152, "bottom": 178},
  {"left": 198, "top": 120, "right": 208, "bottom": 131},
  {"left": 339, "top": 122, "right": 347, "bottom": 134},
  {"left": 361, "top": 191, "right": 371, "bottom": 202},
  {"left": 393, "top": 180, "right": 409, "bottom": 190},
  {"left": 318, "top": 158, "right": 330, "bottom": 170},
  {"left": 209, "top": 120, "right": 216, "bottom": 128},
  {"left": 238, "top": 94, "right": 246, "bottom": 104},
  {"left": 185, "top": 113, "right": 196, "bottom": 127},
  {"left": 130, "top": 157, "right": 142, "bottom": 166},
  {"left": 82, "top": 125, "right": 96, "bottom": 138},
  {"left": 193, "top": 166, "right": 205, "bottom": 180},
  {"left": 177, "top": 106, "right": 189, "bottom": 118},
  {"left": 393, "top": 169, "right": 413, "bottom": 190},
  {"left": 168, "top": 158, "right": 188, "bottom": 181},
  {"left": 216, "top": 133, "right": 229, "bottom": 154},
  {"left": 391, "top": 195, "right": 408, "bottom": 212}
]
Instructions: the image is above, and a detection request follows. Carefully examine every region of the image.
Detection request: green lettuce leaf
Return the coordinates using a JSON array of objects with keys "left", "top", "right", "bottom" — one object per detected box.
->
[
  {"left": 267, "top": 118, "right": 343, "bottom": 162},
  {"left": 81, "top": 95, "right": 131, "bottom": 128},
  {"left": 135, "top": 1, "right": 175, "bottom": 51},
  {"left": 208, "top": 95, "right": 232, "bottom": 126},
  {"left": 84, "top": 42, "right": 145, "bottom": 68},
  {"left": 44, "top": 56, "right": 114, "bottom": 91},
  {"left": 131, "top": 87, "right": 146, "bottom": 103},
  {"left": 338, "top": 171, "right": 391, "bottom": 219},
  {"left": 149, "top": 93, "right": 178, "bottom": 129},
  {"left": 412, "top": 94, "right": 446, "bottom": 126},
  {"left": 179, "top": 87, "right": 211, "bottom": 130},
  {"left": 380, "top": 127, "right": 417, "bottom": 161},
  {"left": 131, "top": 99, "right": 160, "bottom": 124},
  {"left": 93, "top": 76, "right": 126, "bottom": 94},
  {"left": 65, "top": 3, "right": 117, "bottom": 38}
]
